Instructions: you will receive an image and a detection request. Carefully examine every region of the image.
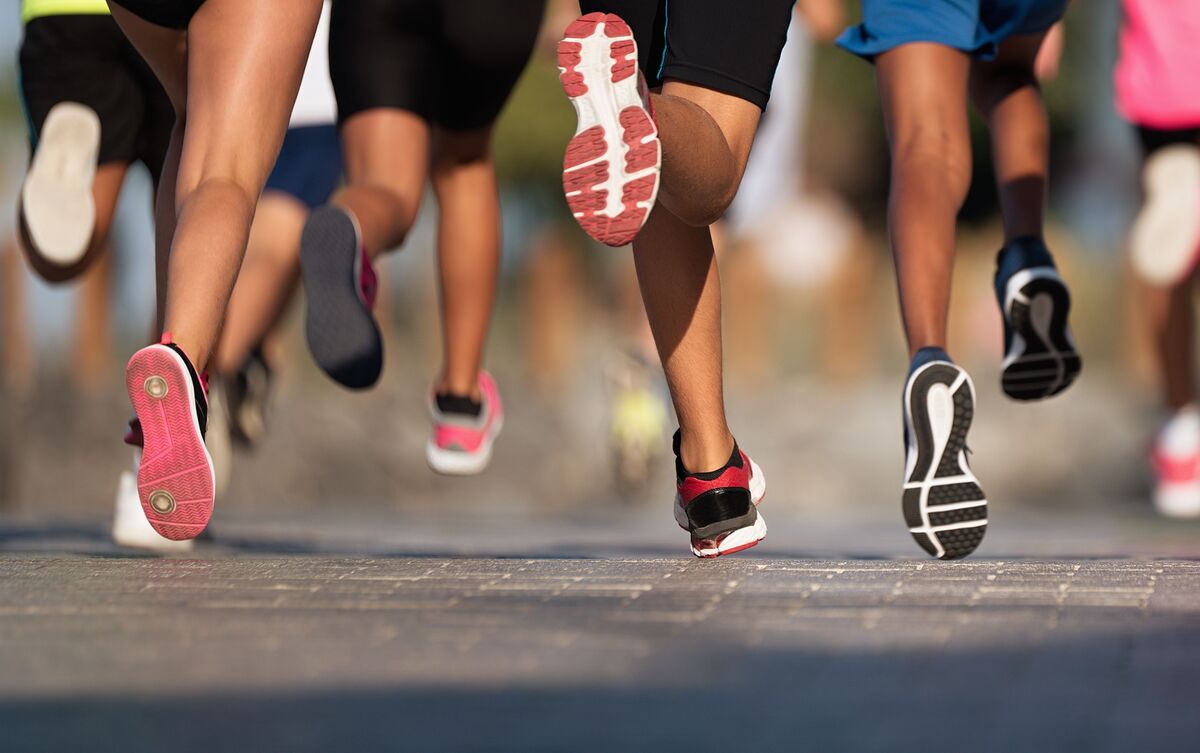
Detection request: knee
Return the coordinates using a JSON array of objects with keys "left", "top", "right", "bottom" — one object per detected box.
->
[{"left": 892, "top": 127, "right": 973, "bottom": 198}]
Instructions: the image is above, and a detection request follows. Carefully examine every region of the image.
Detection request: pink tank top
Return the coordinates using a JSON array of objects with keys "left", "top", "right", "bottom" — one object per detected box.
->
[{"left": 1115, "top": 0, "right": 1200, "bottom": 129}]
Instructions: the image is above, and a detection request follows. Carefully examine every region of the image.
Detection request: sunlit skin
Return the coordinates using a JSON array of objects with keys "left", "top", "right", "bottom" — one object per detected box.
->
[
  {"left": 876, "top": 33, "right": 1053, "bottom": 358},
  {"left": 107, "top": 0, "right": 323, "bottom": 372}
]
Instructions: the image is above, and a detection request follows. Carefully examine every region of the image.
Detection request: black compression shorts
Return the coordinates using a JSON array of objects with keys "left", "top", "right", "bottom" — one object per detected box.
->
[
  {"left": 329, "top": 0, "right": 545, "bottom": 130},
  {"left": 579, "top": 0, "right": 795, "bottom": 110},
  {"left": 109, "top": 0, "right": 203, "bottom": 30},
  {"left": 1137, "top": 126, "right": 1200, "bottom": 158},
  {"left": 19, "top": 14, "right": 174, "bottom": 183}
]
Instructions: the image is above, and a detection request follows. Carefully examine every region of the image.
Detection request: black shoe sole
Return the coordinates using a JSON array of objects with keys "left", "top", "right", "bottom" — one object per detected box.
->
[
  {"left": 300, "top": 206, "right": 383, "bottom": 390},
  {"left": 1001, "top": 270, "right": 1081, "bottom": 401},
  {"left": 903, "top": 363, "right": 988, "bottom": 560}
]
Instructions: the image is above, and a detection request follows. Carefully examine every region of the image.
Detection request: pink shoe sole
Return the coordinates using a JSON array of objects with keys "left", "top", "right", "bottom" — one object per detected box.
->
[
  {"left": 125, "top": 345, "right": 214, "bottom": 541},
  {"left": 558, "top": 13, "right": 660, "bottom": 247}
]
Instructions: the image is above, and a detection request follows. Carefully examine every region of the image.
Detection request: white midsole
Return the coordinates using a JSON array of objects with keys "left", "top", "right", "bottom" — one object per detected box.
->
[
  {"left": 426, "top": 414, "right": 504, "bottom": 477},
  {"left": 902, "top": 362, "right": 985, "bottom": 559},
  {"left": 561, "top": 21, "right": 658, "bottom": 220}
]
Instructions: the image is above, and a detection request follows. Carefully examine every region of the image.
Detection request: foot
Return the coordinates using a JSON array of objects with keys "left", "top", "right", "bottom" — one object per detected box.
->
[
  {"left": 558, "top": 12, "right": 661, "bottom": 247},
  {"left": 672, "top": 432, "right": 767, "bottom": 558},
  {"left": 903, "top": 350, "right": 988, "bottom": 560},
  {"left": 124, "top": 335, "right": 214, "bottom": 541},
  {"left": 1131, "top": 144, "right": 1200, "bottom": 286},
  {"left": 995, "top": 236, "right": 1082, "bottom": 401},
  {"left": 426, "top": 371, "right": 504, "bottom": 476},
  {"left": 224, "top": 348, "right": 273, "bottom": 446},
  {"left": 20, "top": 102, "right": 100, "bottom": 267},
  {"left": 300, "top": 205, "right": 383, "bottom": 389},
  {"left": 1151, "top": 406, "right": 1200, "bottom": 519}
]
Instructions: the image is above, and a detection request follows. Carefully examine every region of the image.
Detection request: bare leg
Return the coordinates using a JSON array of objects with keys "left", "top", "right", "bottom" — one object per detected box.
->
[
  {"left": 20, "top": 162, "right": 128, "bottom": 283},
  {"left": 632, "top": 82, "right": 763, "bottom": 473},
  {"left": 876, "top": 43, "right": 973, "bottom": 357},
  {"left": 334, "top": 110, "right": 430, "bottom": 258},
  {"left": 1144, "top": 279, "right": 1196, "bottom": 411},
  {"left": 109, "top": 0, "right": 322, "bottom": 370},
  {"left": 430, "top": 127, "right": 500, "bottom": 399},
  {"left": 652, "top": 81, "right": 761, "bottom": 227},
  {"left": 213, "top": 192, "right": 307, "bottom": 375},
  {"left": 73, "top": 242, "right": 114, "bottom": 391},
  {"left": 970, "top": 33, "right": 1050, "bottom": 243}
]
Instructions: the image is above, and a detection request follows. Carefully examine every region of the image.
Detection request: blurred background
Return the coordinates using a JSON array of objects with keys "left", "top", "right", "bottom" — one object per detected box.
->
[{"left": 0, "top": 0, "right": 1182, "bottom": 541}]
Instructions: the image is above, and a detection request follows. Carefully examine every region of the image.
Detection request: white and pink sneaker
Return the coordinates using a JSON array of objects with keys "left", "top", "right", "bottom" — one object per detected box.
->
[
  {"left": 426, "top": 371, "right": 504, "bottom": 476},
  {"left": 558, "top": 12, "right": 661, "bottom": 247},
  {"left": 1152, "top": 406, "right": 1200, "bottom": 519},
  {"left": 124, "top": 335, "right": 215, "bottom": 541}
]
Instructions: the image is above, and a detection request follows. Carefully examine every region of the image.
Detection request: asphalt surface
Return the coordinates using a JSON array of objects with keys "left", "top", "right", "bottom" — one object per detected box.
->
[{"left": 2, "top": 510, "right": 1199, "bottom": 753}]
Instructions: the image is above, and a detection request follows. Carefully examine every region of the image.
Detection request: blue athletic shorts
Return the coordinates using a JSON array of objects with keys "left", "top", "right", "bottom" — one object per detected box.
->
[
  {"left": 264, "top": 124, "right": 343, "bottom": 210},
  {"left": 837, "top": 0, "right": 1068, "bottom": 61}
]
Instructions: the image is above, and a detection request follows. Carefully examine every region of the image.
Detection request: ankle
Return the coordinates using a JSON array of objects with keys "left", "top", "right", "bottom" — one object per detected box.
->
[
  {"left": 677, "top": 430, "right": 736, "bottom": 475},
  {"left": 436, "top": 373, "right": 481, "bottom": 401}
]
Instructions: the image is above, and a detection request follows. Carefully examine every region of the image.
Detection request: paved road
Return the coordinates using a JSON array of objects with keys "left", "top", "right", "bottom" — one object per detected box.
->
[{"left": 2, "top": 510, "right": 1199, "bottom": 753}]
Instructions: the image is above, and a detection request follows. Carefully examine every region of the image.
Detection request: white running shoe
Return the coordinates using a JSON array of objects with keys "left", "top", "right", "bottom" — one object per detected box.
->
[
  {"left": 112, "top": 454, "right": 195, "bottom": 553},
  {"left": 20, "top": 102, "right": 100, "bottom": 267}
]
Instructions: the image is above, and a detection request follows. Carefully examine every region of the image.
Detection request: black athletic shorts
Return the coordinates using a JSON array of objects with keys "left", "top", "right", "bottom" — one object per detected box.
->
[
  {"left": 579, "top": 0, "right": 795, "bottom": 110},
  {"left": 1138, "top": 126, "right": 1200, "bottom": 158},
  {"left": 19, "top": 14, "right": 174, "bottom": 183},
  {"left": 329, "top": 0, "right": 545, "bottom": 130},
  {"left": 109, "top": 0, "right": 204, "bottom": 30}
]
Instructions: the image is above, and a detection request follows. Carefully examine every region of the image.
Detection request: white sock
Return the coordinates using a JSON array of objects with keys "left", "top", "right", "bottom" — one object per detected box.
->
[{"left": 1159, "top": 405, "right": 1200, "bottom": 457}]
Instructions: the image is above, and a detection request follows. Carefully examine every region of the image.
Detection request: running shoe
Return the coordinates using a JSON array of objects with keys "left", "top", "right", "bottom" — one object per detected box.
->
[
  {"left": 426, "top": 371, "right": 504, "bottom": 476},
  {"left": 1130, "top": 144, "right": 1200, "bottom": 286},
  {"left": 995, "top": 236, "right": 1082, "bottom": 401},
  {"left": 111, "top": 452, "right": 194, "bottom": 553},
  {"left": 224, "top": 348, "right": 273, "bottom": 446},
  {"left": 671, "top": 431, "right": 767, "bottom": 558},
  {"left": 300, "top": 205, "right": 382, "bottom": 389},
  {"left": 20, "top": 102, "right": 100, "bottom": 266},
  {"left": 558, "top": 12, "right": 661, "bottom": 247},
  {"left": 124, "top": 335, "right": 214, "bottom": 541},
  {"left": 902, "top": 351, "right": 988, "bottom": 559},
  {"left": 1151, "top": 407, "right": 1200, "bottom": 519}
]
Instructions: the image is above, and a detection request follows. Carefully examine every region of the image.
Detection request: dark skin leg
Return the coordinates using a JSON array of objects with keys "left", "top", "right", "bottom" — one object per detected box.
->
[
  {"left": 876, "top": 43, "right": 973, "bottom": 357},
  {"left": 1145, "top": 278, "right": 1196, "bottom": 412},
  {"left": 970, "top": 33, "right": 1052, "bottom": 244}
]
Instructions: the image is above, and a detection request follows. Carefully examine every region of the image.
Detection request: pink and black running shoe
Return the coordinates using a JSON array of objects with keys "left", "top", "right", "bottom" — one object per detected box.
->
[
  {"left": 671, "top": 432, "right": 767, "bottom": 558},
  {"left": 426, "top": 371, "right": 504, "bottom": 476},
  {"left": 558, "top": 12, "right": 661, "bottom": 247},
  {"left": 124, "top": 334, "right": 214, "bottom": 541},
  {"left": 300, "top": 205, "right": 383, "bottom": 390}
]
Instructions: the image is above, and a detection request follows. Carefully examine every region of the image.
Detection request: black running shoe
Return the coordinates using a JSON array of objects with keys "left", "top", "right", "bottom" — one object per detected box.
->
[
  {"left": 995, "top": 236, "right": 1081, "bottom": 401},
  {"left": 902, "top": 354, "right": 988, "bottom": 559},
  {"left": 300, "top": 206, "right": 382, "bottom": 389},
  {"left": 224, "top": 348, "right": 272, "bottom": 446},
  {"left": 671, "top": 431, "right": 767, "bottom": 558}
]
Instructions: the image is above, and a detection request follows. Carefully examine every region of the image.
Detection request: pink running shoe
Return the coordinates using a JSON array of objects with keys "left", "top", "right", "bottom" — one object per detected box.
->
[
  {"left": 1151, "top": 409, "right": 1200, "bottom": 519},
  {"left": 124, "top": 335, "right": 214, "bottom": 541},
  {"left": 426, "top": 371, "right": 504, "bottom": 476},
  {"left": 558, "top": 12, "right": 661, "bottom": 247}
]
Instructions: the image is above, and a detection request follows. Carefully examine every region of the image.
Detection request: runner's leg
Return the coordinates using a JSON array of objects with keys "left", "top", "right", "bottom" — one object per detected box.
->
[{"left": 875, "top": 43, "right": 973, "bottom": 357}]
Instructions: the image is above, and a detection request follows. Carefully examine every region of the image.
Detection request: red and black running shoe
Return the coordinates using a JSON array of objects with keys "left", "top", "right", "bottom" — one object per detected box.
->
[
  {"left": 671, "top": 431, "right": 767, "bottom": 558},
  {"left": 558, "top": 12, "right": 661, "bottom": 247}
]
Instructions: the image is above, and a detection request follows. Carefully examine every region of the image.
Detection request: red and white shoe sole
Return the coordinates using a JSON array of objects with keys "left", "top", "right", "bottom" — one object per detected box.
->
[
  {"left": 126, "top": 345, "right": 215, "bottom": 541},
  {"left": 677, "top": 458, "right": 769, "bottom": 559},
  {"left": 558, "top": 12, "right": 661, "bottom": 247}
]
